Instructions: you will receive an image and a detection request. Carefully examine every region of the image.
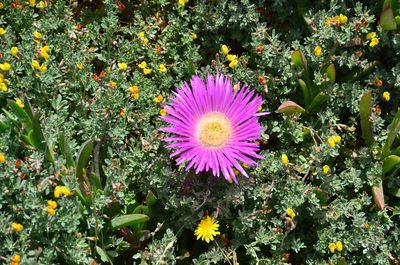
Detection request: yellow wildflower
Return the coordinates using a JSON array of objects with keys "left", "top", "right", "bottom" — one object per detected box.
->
[
  {"left": 369, "top": 37, "right": 379, "bottom": 47},
  {"left": 333, "top": 135, "right": 341, "bottom": 143},
  {"left": 336, "top": 241, "right": 343, "bottom": 252},
  {"left": 15, "top": 99, "right": 24, "bottom": 108},
  {"left": 159, "top": 64, "right": 167, "bottom": 73},
  {"left": 138, "top": 61, "right": 147, "bottom": 69},
  {"left": 131, "top": 93, "right": 139, "bottom": 99},
  {"left": 366, "top": 32, "right": 376, "bottom": 40},
  {"left": 221, "top": 44, "right": 229, "bottom": 55},
  {"left": 11, "top": 222, "right": 23, "bottom": 232},
  {"left": 29, "top": 0, "right": 36, "bottom": 7},
  {"left": 33, "top": 31, "right": 42, "bottom": 39},
  {"left": 0, "top": 62, "right": 11, "bottom": 71},
  {"left": 322, "top": 165, "right": 330, "bottom": 174},
  {"left": 40, "top": 50, "right": 49, "bottom": 60},
  {"left": 0, "top": 2, "right": 4, "bottom": 9},
  {"left": 54, "top": 186, "right": 72, "bottom": 198},
  {"left": 32, "top": 60, "right": 40, "bottom": 69},
  {"left": 314, "top": 45, "right": 322, "bottom": 57},
  {"left": 328, "top": 242, "right": 336, "bottom": 253},
  {"left": 0, "top": 27, "right": 6, "bottom": 35},
  {"left": 160, "top": 108, "right": 167, "bottom": 116},
  {"left": 10, "top": 47, "right": 18, "bottom": 56},
  {"left": 363, "top": 223, "right": 370, "bottom": 230},
  {"left": 194, "top": 216, "right": 220, "bottom": 243},
  {"left": 138, "top": 32, "right": 145, "bottom": 39},
  {"left": 281, "top": 154, "right": 288, "bottom": 165},
  {"left": 128, "top": 85, "right": 139, "bottom": 94},
  {"left": 226, "top": 54, "right": 237, "bottom": 62},
  {"left": 39, "top": 64, "right": 47, "bottom": 72},
  {"left": 286, "top": 208, "right": 296, "bottom": 218},
  {"left": 154, "top": 95, "right": 164, "bottom": 103},
  {"left": 47, "top": 207, "right": 56, "bottom": 216},
  {"left": 0, "top": 153, "right": 5, "bottom": 163},
  {"left": 0, "top": 83, "right": 7, "bottom": 92},
  {"left": 178, "top": 0, "right": 189, "bottom": 7},
  {"left": 143, "top": 68, "right": 152, "bottom": 75},
  {"left": 10, "top": 254, "right": 21, "bottom": 264},
  {"left": 119, "top": 108, "right": 126, "bottom": 117},
  {"left": 38, "top": 0, "right": 46, "bottom": 9},
  {"left": 327, "top": 137, "right": 336, "bottom": 148},
  {"left": 229, "top": 59, "right": 238, "bottom": 68},
  {"left": 191, "top": 33, "right": 198, "bottom": 39},
  {"left": 383, "top": 91, "right": 390, "bottom": 101},
  {"left": 118, "top": 62, "right": 128, "bottom": 71},
  {"left": 76, "top": 63, "right": 83, "bottom": 70},
  {"left": 339, "top": 14, "right": 348, "bottom": 24},
  {"left": 47, "top": 200, "right": 57, "bottom": 209}
]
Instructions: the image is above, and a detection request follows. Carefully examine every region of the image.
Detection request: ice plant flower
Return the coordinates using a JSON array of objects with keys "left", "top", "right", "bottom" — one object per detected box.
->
[
  {"left": 161, "top": 74, "right": 268, "bottom": 183},
  {"left": 11, "top": 222, "right": 23, "bottom": 232},
  {"left": 383, "top": 91, "right": 390, "bottom": 101},
  {"left": 194, "top": 216, "right": 220, "bottom": 243}
]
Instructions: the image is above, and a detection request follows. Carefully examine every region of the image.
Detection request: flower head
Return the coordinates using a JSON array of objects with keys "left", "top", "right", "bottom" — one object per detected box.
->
[
  {"left": 161, "top": 74, "right": 267, "bottom": 183},
  {"left": 328, "top": 242, "right": 336, "bottom": 253},
  {"left": 314, "top": 45, "right": 322, "bottom": 56},
  {"left": 11, "top": 222, "right": 23, "bottom": 232},
  {"left": 336, "top": 241, "right": 343, "bottom": 252},
  {"left": 33, "top": 31, "right": 42, "bottom": 39},
  {"left": 154, "top": 95, "right": 164, "bottom": 103},
  {"left": 281, "top": 154, "right": 288, "bottom": 165},
  {"left": 369, "top": 37, "right": 379, "bottom": 47},
  {"left": 194, "top": 216, "right": 220, "bottom": 243},
  {"left": 0, "top": 27, "right": 6, "bottom": 35},
  {"left": 10, "top": 254, "right": 21, "bottom": 265},
  {"left": 0, "top": 62, "right": 11, "bottom": 71},
  {"left": 383, "top": 91, "right": 390, "bottom": 101},
  {"left": 221, "top": 45, "right": 229, "bottom": 55},
  {"left": 322, "top": 165, "right": 330, "bottom": 174},
  {"left": 229, "top": 59, "right": 238, "bottom": 68},
  {"left": 159, "top": 64, "right": 167, "bottom": 73},
  {"left": 286, "top": 208, "right": 296, "bottom": 218},
  {"left": 10, "top": 47, "right": 18, "bottom": 56},
  {"left": 0, "top": 153, "right": 5, "bottom": 163},
  {"left": 118, "top": 62, "right": 128, "bottom": 71},
  {"left": 15, "top": 99, "right": 24, "bottom": 108}
]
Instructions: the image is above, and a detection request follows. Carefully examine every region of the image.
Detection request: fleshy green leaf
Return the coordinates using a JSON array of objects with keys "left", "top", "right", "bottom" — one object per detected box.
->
[
  {"left": 380, "top": 0, "right": 397, "bottom": 30},
  {"left": 308, "top": 92, "right": 327, "bottom": 113},
  {"left": 359, "top": 91, "right": 374, "bottom": 147},
  {"left": 382, "top": 155, "right": 400, "bottom": 175},
  {"left": 323, "top": 63, "right": 336, "bottom": 84},
  {"left": 95, "top": 246, "right": 113, "bottom": 265},
  {"left": 277, "top": 101, "right": 305, "bottom": 115},
  {"left": 382, "top": 109, "right": 400, "bottom": 159},
  {"left": 298, "top": 79, "right": 311, "bottom": 107},
  {"left": 111, "top": 214, "right": 149, "bottom": 229},
  {"left": 291, "top": 49, "right": 307, "bottom": 69}
]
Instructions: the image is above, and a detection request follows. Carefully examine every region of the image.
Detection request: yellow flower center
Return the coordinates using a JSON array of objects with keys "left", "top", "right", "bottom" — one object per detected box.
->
[{"left": 196, "top": 112, "right": 232, "bottom": 148}]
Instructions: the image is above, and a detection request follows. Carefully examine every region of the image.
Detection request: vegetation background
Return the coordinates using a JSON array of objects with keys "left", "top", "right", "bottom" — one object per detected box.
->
[{"left": 0, "top": 0, "right": 399, "bottom": 264}]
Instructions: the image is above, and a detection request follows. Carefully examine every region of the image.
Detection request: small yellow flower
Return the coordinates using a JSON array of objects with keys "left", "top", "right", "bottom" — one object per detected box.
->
[
  {"left": 0, "top": 62, "right": 11, "bottom": 71},
  {"left": 47, "top": 200, "right": 57, "bottom": 209},
  {"left": 0, "top": 27, "right": 6, "bottom": 35},
  {"left": 229, "top": 59, "right": 238, "bottom": 68},
  {"left": 160, "top": 108, "right": 167, "bottom": 116},
  {"left": 194, "top": 216, "right": 220, "bottom": 243},
  {"left": 15, "top": 99, "right": 24, "bottom": 108},
  {"left": 159, "top": 64, "right": 167, "bottom": 73},
  {"left": 322, "top": 165, "right": 330, "bottom": 174},
  {"left": 11, "top": 222, "right": 24, "bottom": 232},
  {"left": 11, "top": 255, "right": 21, "bottom": 264},
  {"left": 143, "top": 67, "right": 152, "bottom": 75},
  {"left": 39, "top": 64, "right": 47, "bottom": 72},
  {"left": 40, "top": 51, "right": 49, "bottom": 60},
  {"left": 47, "top": 207, "right": 56, "bottom": 216},
  {"left": 76, "top": 63, "right": 83, "bottom": 70},
  {"left": 281, "top": 154, "right": 288, "bottom": 165},
  {"left": 33, "top": 31, "right": 42, "bottom": 39},
  {"left": 366, "top": 32, "right": 376, "bottom": 40},
  {"left": 369, "top": 37, "right": 379, "bottom": 47},
  {"left": 154, "top": 95, "right": 164, "bottom": 103},
  {"left": 32, "top": 60, "right": 40, "bottom": 69},
  {"left": 119, "top": 108, "right": 126, "bottom": 117},
  {"left": 38, "top": 0, "right": 46, "bottom": 9},
  {"left": 54, "top": 186, "right": 72, "bottom": 198},
  {"left": 0, "top": 153, "right": 5, "bottom": 163},
  {"left": 333, "top": 135, "right": 341, "bottom": 143},
  {"left": 191, "top": 33, "right": 198, "bottom": 39},
  {"left": 10, "top": 47, "right": 18, "bottom": 56},
  {"left": 221, "top": 44, "right": 229, "bottom": 55},
  {"left": 29, "top": 0, "right": 36, "bottom": 7},
  {"left": 118, "top": 62, "right": 128, "bottom": 71},
  {"left": 178, "top": 0, "right": 189, "bottom": 7},
  {"left": 327, "top": 137, "right": 336, "bottom": 148},
  {"left": 383, "top": 91, "right": 390, "bottom": 101},
  {"left": 328, "top": 242, "right": 336, "bottom": 253},
  {"left": 325, "top": 17, "right": 333, "bottom": 27},
  {"left": 226, "top": 54, "right": 237, "bottom": 62},
  {"left": 314, "top": 45, "right": 322, "bottom": 57},
  {"left": 128, "top": 85, "right": 139, "bottom": 94},
  {"left": 286, "top": 208, "right": 296, "bottom": 218},
  {"left": 138, "top": 61, "right": 147, "bottom": 69},
  {"left": 138, "top": 32, "right": 145, "bottom": 39},
  {"left": 363, "top": 223, "right": 370, "bottom": 230},
  {"left": 110, "top": 81, "right": 117, "bottom": 87},
  {"left": 336, "top": 241, "right": 343, "bottom": 252},
  {"left": 339, "top": 14, "right": 348, "bottom": 24},
  {"left": 131, "top": 93, "right": 139, "bottom": 99},
  {"left": 0, "top": 2, "right": 4, "bottom": 9},
  {"left": 0, "top": 83, "right": 7, "bottom": 92}
]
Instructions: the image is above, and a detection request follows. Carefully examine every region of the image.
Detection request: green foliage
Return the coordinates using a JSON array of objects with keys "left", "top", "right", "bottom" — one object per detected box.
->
[{"left": 0, "top": 0, "right": 399, "bottom": 264}]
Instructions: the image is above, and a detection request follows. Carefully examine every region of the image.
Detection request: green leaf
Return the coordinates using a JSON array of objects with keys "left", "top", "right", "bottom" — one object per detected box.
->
[
  {"left": 382, "top": 155, "right": 400, "bottom": 175},
  {"left": 59, "top": 133, "right": 75, "bottom": 167},
  {"left": 380, "top": 0, "right": 397, "bottom": 30},
  {"left": 308, "top": 92, "right": 327, "bottom": 113},
  {"left": 7, "top": 100, "right": 32, "bottom": 130},
  {"left": 312, "top": 188, "right": 329, "bottom": 206},
  {"left": 95, "top": 246, "right": 113, "bottom": 265},
  {"left": 359, "top": 91, "right": 374, "bottom": 147},
  {"left": 372, "top": 182, "right": 385, "bottom": 210},
  {"left": 337, "top": 257, "right": 347, "bottom": 265},
  {"left": 133, "top": 205, "right": 150, "bottom": 215},
  {"left": 277, "top": 101, "right": 305, "bottom": 115},
  {"left": 291, "top": 49, "right": 307, "bottom": 69},
  {"left": 31, "top": 114, "right": 46, "bottom": 150},
  {"left": 110, "top": 214, "right": 149, "bottom": 229},
  {"left": 188, "top": 59, "right": 196, "bottom": 75},
  {"left": 146, "top": 191, "right": 157, "bottom": 208},
  {"left": 0, "top": 119, "right": 9, "bottom": 133},
  {"left": 76, "top": 140, "right": 93, "bottom": 180},
  {"left": 382, "top": 109, "right": 400, "bottom": 159},
  {"left": 298, "top": 79, "right": 311, "bottom": 107},
  {"left": 323, "top": 63, "right": 336, "bottom": 84}
]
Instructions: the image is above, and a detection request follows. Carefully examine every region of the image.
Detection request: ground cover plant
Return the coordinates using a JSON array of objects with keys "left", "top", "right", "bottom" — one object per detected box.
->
[{"left": 0, "top": 0, "right": 400, "bottom": 264}]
